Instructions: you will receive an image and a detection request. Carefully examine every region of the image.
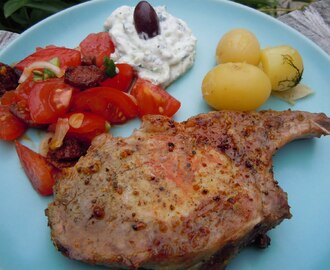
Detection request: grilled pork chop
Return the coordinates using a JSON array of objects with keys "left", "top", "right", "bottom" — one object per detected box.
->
[{"left": 46, "top": 110, "right": 330, "bottom": 269}]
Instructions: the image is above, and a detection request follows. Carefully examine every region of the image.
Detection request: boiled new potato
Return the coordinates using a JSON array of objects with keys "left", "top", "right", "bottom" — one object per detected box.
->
[
  {"left": 202, "top": 63, "right": 271, "bottom": 111},
  {"left": 261, "top": 45, "right": 304, "bottom": 91},
  {"left": 216, "top": 28, "right": 261, "bottom": 65}
]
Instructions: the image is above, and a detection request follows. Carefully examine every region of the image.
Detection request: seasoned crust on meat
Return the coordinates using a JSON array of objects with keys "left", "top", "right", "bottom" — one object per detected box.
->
[{"left": 46, "top": 110, "right": 330, "bottom": 270}]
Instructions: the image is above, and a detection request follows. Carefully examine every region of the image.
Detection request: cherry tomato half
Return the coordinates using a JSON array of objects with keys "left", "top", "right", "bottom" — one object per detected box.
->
[
  {"left": 0, "top": 105, "right": 27, "bottom": 141},
  {"left": 28, "top": 78, "right": 74, "bottom": 124},
  {"left": 12, "top": 75, "right": 36, "bottom": 102},
  {"left": 71, "top": 86, "right": 138, "bottom": 124},
  {"left": 15, "top": 141, "right": 57, "bottom": 196},
  {"left": 100, "top": 63, "right": 135, "bottom": 92},
  {"left": 49, "top": 112, "right": 109, "bottom": 141},
  {"left": 15, "top": 46, "right": 81, "bottom": 71},
  {"left": 2, "top": 90, "right": 35, "bottom": 126},
  {"left": 1, "top": 90, "right": 18, "bottom": 105},
  {"left": 130, "top": 78, "right": 181, "bottom": 117},
  {"left": 80, "top": 32, "right": 115, "bottom": 67}
]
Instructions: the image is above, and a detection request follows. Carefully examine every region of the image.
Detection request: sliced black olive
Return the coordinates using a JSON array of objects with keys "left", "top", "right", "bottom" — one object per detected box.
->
[{"left": 133, "top": 1, "right": 160, "bottom": 40}]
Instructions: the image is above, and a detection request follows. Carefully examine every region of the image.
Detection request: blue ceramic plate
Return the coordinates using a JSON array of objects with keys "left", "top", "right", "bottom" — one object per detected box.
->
[{"left": 0, "top": 0, "right": 329, "bottom": 269}]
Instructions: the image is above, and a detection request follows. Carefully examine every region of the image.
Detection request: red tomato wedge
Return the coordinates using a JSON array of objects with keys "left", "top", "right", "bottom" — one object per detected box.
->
[
  {"left": 15, "top": 46, "right": 81, "bottom": 71},
  {"left": 71, "top": 87, "right": 138, "bottom": 124},
  {"left": 80, "top": 32, "right": 115, "bottom": 67},
  {"left": 49, "top": 112, "right": 109, "bottom": 141},
  {"left": 100, "top": 63, "right": 135, "bottom": 92},
  {"left": 28, "top": 78, "right": 74, "bottom": 124},
  {"left": 130, "top": 78, "right": 181, "bottom": 117},
  {"left": 4, "top": 75, "right": 36, "bottom": 105},
  {"left": 0, "top": 105, "right": 27, "bottom": 140},
  {"left": 2, "top": 77, "right": 43, "bottom": 125},
  {"left": 66, "top": 112, "right": 109, "bottom": 137},
  {"left": 1, "top": 90, "right": 18, "bottom": 105},
  {"left": 6, "top": 76, "right": 36, "bottom": 124},
  {"left": 15, "top": 141, "right": 57, "bottom": 196},
  {"left": 0, "top": 91, "right": 35, "bottom": 126},
  {"left": 9, "top": 99, "right": 34, "bottom": 125}
]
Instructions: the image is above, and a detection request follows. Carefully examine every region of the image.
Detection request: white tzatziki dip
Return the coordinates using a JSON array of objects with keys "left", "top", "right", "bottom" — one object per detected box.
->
[{"left": 104, "top": 5, "right": 197, "bottom": 88}]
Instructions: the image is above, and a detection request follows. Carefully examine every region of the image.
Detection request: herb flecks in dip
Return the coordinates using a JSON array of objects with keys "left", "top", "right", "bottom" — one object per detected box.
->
[{"left": 104, "top": 5, "right": 197, "bottom": 88}]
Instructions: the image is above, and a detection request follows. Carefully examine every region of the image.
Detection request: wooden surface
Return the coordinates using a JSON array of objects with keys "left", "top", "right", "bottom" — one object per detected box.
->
[
  {"left": 278, "top": 0, "right": 330, "bottom": 54},
  {"left": 0, "top": 0, "right": 329, "bottom": 55},
  {"left": 0, "top": 30, "right": 19, "bottom": 51}
]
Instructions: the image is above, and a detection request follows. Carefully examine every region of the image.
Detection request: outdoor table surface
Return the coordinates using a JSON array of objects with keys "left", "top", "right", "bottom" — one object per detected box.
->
[{"left": 1, "top": 0, "right": 329, "bottom": 54}]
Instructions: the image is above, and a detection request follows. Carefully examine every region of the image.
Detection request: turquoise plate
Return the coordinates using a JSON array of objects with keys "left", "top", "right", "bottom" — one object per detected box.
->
[{"left": 0, "top": 0, "right": 329, "bottom": 269}]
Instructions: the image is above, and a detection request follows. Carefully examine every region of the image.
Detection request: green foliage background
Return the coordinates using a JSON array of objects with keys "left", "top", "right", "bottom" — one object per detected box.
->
[
  {"left": 0, "top": 0, "right": 88, "bottom": 33},
  {"left": 0, "top": 0, "right": 314, "bottom": 33}
]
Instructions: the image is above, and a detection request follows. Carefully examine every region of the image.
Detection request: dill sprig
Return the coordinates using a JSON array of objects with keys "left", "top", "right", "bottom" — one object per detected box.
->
[{"left": 277, "top": 54, "right": 304, "bottom": 89}]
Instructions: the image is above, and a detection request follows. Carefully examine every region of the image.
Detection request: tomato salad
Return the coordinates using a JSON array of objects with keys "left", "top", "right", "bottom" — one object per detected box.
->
[{"left": 0, "top": 32, "right": 181, "bottom": 196}]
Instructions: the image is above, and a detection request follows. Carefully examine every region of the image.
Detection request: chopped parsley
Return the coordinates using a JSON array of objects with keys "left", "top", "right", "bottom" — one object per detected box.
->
[{"left": 104, "top": 56, "right": 117, "bottom": 78}]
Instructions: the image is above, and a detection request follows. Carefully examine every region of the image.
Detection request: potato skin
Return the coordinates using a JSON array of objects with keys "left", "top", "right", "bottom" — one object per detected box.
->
[
  {"left": 216, "top": 29, "right": 261, "bottom": 66},
  {"left": 260, "top": 45, "right": 304, "bottom": 91},
  {"left": 202, "top": 63, "right": 271, "bottom": 111}
]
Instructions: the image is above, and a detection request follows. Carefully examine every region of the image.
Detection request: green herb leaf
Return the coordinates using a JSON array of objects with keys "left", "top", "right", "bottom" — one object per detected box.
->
[
  {"left": 104, "top": 57, "right": 117, "bottom": 78},
  {"left": 32, "top": 70, "right": 43, "bottom": 76},
  {"left": 49, "top": 57, "right": 60, "bottom": 67},
  {"left": 33, "top": 73, "right": 43, "bottom": 81},
  {"left": 43, "top": 68, "right": 56, "bottom": 80}
]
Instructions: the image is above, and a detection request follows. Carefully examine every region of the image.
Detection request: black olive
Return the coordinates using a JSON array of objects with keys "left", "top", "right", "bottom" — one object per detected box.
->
[{"left": 133, "top": 1, "right": 160, "bottom": 40}]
